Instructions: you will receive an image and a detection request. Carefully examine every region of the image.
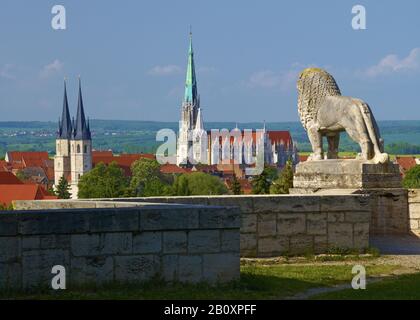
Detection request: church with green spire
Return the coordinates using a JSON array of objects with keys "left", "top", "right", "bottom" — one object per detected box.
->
[{"left": 177, "top": 32, "right": 207, "bottom": 166}]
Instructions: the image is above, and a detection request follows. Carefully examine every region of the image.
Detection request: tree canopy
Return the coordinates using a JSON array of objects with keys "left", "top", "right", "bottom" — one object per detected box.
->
[
  {"left": 128, "top": 158, "right": 173, "bottom": 197},
  {"left": 403, "top": 165, "right": 420, "bottom": 188},
  {"left": 55, "top": 175, "right": 71, "bottom": 199},
  {"left": 173, "top": 172, "right": 228, "bottom": 196},
  {"left": 270, "top": 159, "right": 294, "bottom": 194},
  {"left": 78, "top": 162, "right": 129, "bottom": 198}
]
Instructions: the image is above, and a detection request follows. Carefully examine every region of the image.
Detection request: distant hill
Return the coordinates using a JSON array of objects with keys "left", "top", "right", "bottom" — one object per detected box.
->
[{"left": 1, "top": 120, "right": 420, "bottom": 157}]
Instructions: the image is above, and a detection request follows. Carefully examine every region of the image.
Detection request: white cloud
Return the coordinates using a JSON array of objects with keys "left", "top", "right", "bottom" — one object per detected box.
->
[
  {"left": 148, "top": 64, "right": 182, "bottom": 76},
  {"left": 39, "top": 59, "right": 63, "bottom": 79},
  {"left": 0, "top": 64, "right": 16, "bottom": 80},
  {"left": 197, "top": 66, "right": 216, "bottom": 73},
  {"left": 365, "top": 48, "right": 420, "bottom": 77},
  {"left": 247, "top": 63, "right": 315, "bottom": 91}
]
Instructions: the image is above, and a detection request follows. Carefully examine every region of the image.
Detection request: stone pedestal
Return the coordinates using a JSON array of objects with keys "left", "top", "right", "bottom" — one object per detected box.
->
[
  {"left": 292, "top": 159, "right": 402, "bottom": 192},
  {"left": 291, "top": 160, "right": 408, "bottom": 236}
]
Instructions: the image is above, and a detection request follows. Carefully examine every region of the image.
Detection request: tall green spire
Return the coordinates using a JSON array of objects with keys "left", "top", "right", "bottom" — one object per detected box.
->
[{"left": 184, "top": 32, "right": 198, "bottom": 104}]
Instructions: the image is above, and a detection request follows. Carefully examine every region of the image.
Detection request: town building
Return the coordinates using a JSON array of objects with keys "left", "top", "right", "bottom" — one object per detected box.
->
[
  {"left": 176, "top": 33, "right": 299, "bottom": 170},
  {"left": 54, "top": 79, "right": 92, "bottom": 198}
]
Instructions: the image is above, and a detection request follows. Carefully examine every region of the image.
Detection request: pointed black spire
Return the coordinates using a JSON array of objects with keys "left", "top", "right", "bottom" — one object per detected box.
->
[
  {"left": 57, "top": 79, "right": 72, "bottom": 139},
  {"left": 73, "top": 77, "right": 91, "bottom": 140}
]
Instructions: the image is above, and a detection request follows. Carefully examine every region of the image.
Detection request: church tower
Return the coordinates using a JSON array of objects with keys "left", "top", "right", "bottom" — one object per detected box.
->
[
  {"left": 54, "top": 80, "right": 72, "bottom": 187},
  {"left": 177, "top": 32, "right": 205, "bottom": 166},
  {"left": 70, "top": 78, "right": 92, "bottom": 198}
]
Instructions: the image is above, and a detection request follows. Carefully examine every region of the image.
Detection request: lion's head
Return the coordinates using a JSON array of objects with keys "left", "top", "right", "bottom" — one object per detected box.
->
[{"left": 297, "top": 68, "right": 341, "bottom": 130}]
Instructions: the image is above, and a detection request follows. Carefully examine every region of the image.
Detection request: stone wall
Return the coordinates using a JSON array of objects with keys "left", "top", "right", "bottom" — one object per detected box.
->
[
  {"left": 132, "top": 195, "right": 371, "bottom": 257},
  {"left": 24, "top": 195, "right": 372, "bottom": 257},
  {"left": 408, "top": 189, "right": 420, "bottom": 236},
  {"left": 0, "top": 203, "right": 240, "bottom": 291},
  {"left": 363, "top": 189, "right": 409, "bottom": 235}
]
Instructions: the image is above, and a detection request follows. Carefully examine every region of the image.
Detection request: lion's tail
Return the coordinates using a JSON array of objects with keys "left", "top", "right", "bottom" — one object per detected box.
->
[{"left": 356, "top": 101, "right": 389, "bottom": 164}]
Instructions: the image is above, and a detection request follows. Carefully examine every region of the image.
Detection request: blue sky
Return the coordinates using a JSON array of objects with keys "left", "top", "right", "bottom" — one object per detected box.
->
[{"left": 0, "top": 0, "right": 419, "bottom": 122}]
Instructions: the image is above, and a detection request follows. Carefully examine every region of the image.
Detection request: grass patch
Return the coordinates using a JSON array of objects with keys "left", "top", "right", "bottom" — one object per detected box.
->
[
  {"left": 312, "top": 272, "right": 420, "bottom": 300},
  {"left": 0, "top": 262, "right": 398, "bottom": 300}
]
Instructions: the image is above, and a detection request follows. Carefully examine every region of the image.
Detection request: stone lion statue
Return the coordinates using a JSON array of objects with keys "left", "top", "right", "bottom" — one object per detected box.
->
[{"left": 297, "top": 68, "right": 389, "bottom": 164}]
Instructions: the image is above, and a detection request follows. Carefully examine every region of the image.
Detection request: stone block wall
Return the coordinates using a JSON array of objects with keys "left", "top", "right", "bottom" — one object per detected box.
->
[
  {"left": 408, "top": 189, "right": 420, "bottom": 235},
  {"left": 360, "top": 189, "right": 409, "bottom": 235},
  {"left": 78, "top": 195, "right": 372, "bottom": 257},
  {"left": 0, "top": 204, "right": 240, "bottom": 291}
]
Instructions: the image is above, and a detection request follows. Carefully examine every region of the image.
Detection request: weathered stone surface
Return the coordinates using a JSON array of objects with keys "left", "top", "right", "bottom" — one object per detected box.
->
[
  {"left": 253, "top": 195, "right": 320, "bottom": 213},
  {"left": 89, "top": 209, "right": 139, "bottom": 233},
  {"left": 0, "top": 214, "right": 17, "bottom": 236},
  {"left": 71, "top": 256, "right": 113, "bottom": 284},
  {"left": 328, "top": 212, "right": 345, "bottom": 223},
  {"left": 307, "top": 213, "right": 327, "bottom": 235},
  {"left": 162, "top": 255, "right": 179, "bottom": 282},
  {"left": 22, "top": 236, "right": 40, "bottom": 250},
  {"left": 328, "top": 223, "right": 353, "bottom": 248},
  {"left": 188, "top": 230, "right": 220, "bottom": 253},
  {"left": 206, "top": 196, "right": 253, "bottom": 213},
  {"left": 199, "top": 207, "right": 240, "bottom": 229},
  {"left": 202, "top": 253, "right": 240, "bottom": 283},
  {"left": 2, "top": 201, "right": 240, "bottom": 290},
  {"left": 178, "top": 255, "right": 202, "bottom": 283},
  {"left": 114, "top": 255, "right": 160, "bottom": 282},
  {"left": 294, "top": 160, "right": 401, "bottom": 189},
  {"left": 133, "top": 232, "right": 162, "bottom": 254},
  {"left": 0, "top": 262, "right": 21, "bottom": 289},
  {"left": 258, "top": 236, "right": 289, "bottom": 255},
  {"left": 314, "top": 235, "right": 328, "bottom": 253},
  {"left": 22, "top": 249, "right": 70, "bottom": 289},
  {"left": 257, "top": 213, "right": 277, "bottom": 237},
  {"left": 345, "top": 211, "right": 370, "bottom": 223},
  {"left": 289, "top": 235, "right": 314, "bottom": 254},
  {"left": 140, "top": 208, "right": 199, "bottom": 231},
  {"left": 40, "top": 235, "right": 71, "bottom": 249},
  {"left": 353, "top": 223, "right": 369, "bottom": 249},
  {"left": 102, "top": 233, "right": 132, "bottom": 255},
  {"left": 241, "top": 214, "right": 257, "bottom": 233},
  {"left": 277, "top": 214, "right": 306, "bottom": 235},
  {"left": 163, "top": 231, "right": 187, "bottom": 254},
  {"left": 240, "top": 233, "right": 257, "bottom": 254},
  {"left": 71, "top": 234, "right": 101, "bottom": 257},
  {"left": 0, "top": 237, "right": 20, "bottom": 263},
  {"left": 221, "top": 230, "right": 240, "bottom": 252}
]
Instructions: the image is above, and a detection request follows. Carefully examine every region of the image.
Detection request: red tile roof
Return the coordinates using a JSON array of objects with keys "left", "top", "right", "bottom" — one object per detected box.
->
[
  {"left": 92, "top": 150, "right": 113, "bottom": 157},
  {"left": 160, "top": 164, "right": 190, "bottom": 174},
  {"left": 299, "top": 155, "right": 309, "bottom": 162},
  {"left": 0, "top": 184, "right": 57, "bottom": 206},
  {"left": 396, "top": 156, "right": 417, "bottom": 172},
  {"left": 267, "top": 131, "right": 292, "bottom": 146},
  {"left": 6, "top": 151, "right": 49, "bottom": 163},
  {"left": 0, "top": 172, "right": 23, "bottom": 185},
  {"left": 224, "top": 177, "right": 253, "bottom": 194},
  {"left": 92, "top": 153, "right": 156, "bottom": 176}
]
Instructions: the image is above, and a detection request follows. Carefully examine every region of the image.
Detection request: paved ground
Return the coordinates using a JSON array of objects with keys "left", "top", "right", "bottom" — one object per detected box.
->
[{"left": 370, "top": 234, "right": 420, "bottom": 255}]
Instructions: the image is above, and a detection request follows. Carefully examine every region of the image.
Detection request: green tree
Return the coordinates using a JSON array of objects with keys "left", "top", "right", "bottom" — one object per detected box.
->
[
  {"left": 173, "top": 172, "right": 228, "bottom": 196},
  {"left": 129, "top": 158, "right": 173, "bottom": 197},
  {"left": 403, "top": 165, "right": 420, "bottom": 188},
  {"left": 15, "top": 170, "right": 28, "bottom": 182},
  {"left": 252, "top": 166, "right": 274, "bottom": 194},
  {"left": 55, "top": 175, "right": 71, "bottom": 199},
  {"left": 270, "top": 159, "right": 294, "bottom": 194},
  {"left": 78, "top": 162, "right": 129, "bottom": 198},
  {"left": 0, "top": 203, "right": 13, "bottom": 211},
  {"left": 230, "top": 174, "right": 242, "bottom": 195}
]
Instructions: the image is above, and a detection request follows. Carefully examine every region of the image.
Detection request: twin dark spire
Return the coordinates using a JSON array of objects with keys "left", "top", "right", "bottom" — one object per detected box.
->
[{"left": 57, "top": 78, "right": 91, "bottom": 140}]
